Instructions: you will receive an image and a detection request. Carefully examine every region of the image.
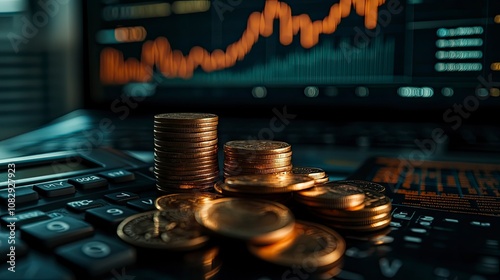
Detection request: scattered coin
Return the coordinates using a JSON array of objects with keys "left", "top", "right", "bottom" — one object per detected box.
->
[
  {"left": 247, "top": 220, "right": 346, "bottom": 269},
  {"left": 117, "top": 210, "right": 210, "bottom": 251},
  {"left": 194, "top": 197, "right": 295, "bottom": 245}
]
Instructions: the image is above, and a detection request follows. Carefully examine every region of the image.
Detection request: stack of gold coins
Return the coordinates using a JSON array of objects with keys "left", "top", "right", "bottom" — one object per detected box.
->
[
  {"left": 222, "top": 140, "right": 293, "bottom": 178},
  {"left": 292, "top": 166, "right": 329, "bottom": 184},
  {"left": 294, "top": 180, "right": 392, "bottom": 233},
  {"left": 153, "top": 112, "right": 220, "bottom": 193}
]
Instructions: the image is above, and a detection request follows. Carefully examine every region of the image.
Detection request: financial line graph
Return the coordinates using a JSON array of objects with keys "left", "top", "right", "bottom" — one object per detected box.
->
[{"left": 100, "top": 0, "right": 387, "bottom": 84}]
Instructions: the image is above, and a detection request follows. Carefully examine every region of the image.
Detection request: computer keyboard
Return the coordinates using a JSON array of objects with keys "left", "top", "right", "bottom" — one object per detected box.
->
[{"left": 1, "top": 148, "right": 499, "bottom": 280}]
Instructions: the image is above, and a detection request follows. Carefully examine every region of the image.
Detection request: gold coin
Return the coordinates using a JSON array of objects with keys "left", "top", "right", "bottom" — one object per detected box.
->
[
  {"left": 195, "top": 197, "right": 295, "bottom": 244},
  {"left": 155, "top": 192, "right": 222, "bottom": 211},
  {"left": 333, "top": 179, "right": 386, "bottom": 193},
  {"left": 154, "top": 112, "right": 219, "bottom": 123},
  {"left": 154, "top": 125, "right": 218, "bottom": 133},
  {"left": 314, "top": 176, "right": 330, "bottom": 184},
  {"left": 294, "top": 182, "right": 366, "bottom": 209},
  {"left": 312, "top": 191, "right": 392, "bottom": 218},
  {"left": 223, "top": 161, "right": 292, "bottom": 170},
  {"left": 224, "top": 173, "right": 316, "bottom": 193},
  {"left": 223, "top": 155, "right": 292, "bottom": 163},
  {"left": 292, "top": 166, "right": 327, "bottom": 179},
  {"left": 325, "top": 217, "right": 392, "bottom": 232},
  {"left": 154, "top": 130, "right": 218, "bottom": 138},
  {"left": 154, "top": 149, "right": 219, "bottom": 159},
  {"left": 247, "top": 220, "right": 346, "bottom": 268},
  {"left": 223, "top": 151, "right": 293, "bottom": 160},
  {"left": 223, "top": 140, "right": 291, "bottom": 154},
  {"left": 156, "top": 183, "right": 214, "bottom": 192},
  {"left": 154, "top": 138, "right": 218, "bottom": 148},
  {"left": 223, "top": 165, "right": 293, "bottom": 175},
  {"left": 116, "top": 210, "right": 210, "bottom": 251}
]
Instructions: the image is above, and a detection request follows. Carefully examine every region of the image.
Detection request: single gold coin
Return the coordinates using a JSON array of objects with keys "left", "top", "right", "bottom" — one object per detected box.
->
[
  {"left": 116, "top": 210, "right": 210, "bottom": 251},
  {"left": 154, "top": 112, "right": 219, "bottom": 123},
  {"left": 194, "top": 197, "right": 295, "bottom": 244},
  {"left": 247, "top": 220, "right": 346, "bottom": 268},
  {"left": 223, "top": 140, "right": 291, "bottom": 154},
  {"left": 312, "top": 191, "right": 392, "bottom": 218},
  {"left": 155, "top": 192, "right": 222, "bottom": 211},
  {"left": 224, "top": 151, "right": 293, "bottom": 160},
  {"left": 292, "top": 166, "right": 327, "bottom": 179},
  {"left": 333, "top": 179, "right": 386, "bottom": 193},
  {"left": 294, "top": 182, "right": 366, "bottom": 209},
  {"left": 224, "top": 173, "right": 316, "bottom": 193}
]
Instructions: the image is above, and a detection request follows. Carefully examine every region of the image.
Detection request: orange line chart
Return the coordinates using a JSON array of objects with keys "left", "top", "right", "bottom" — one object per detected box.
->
[{"left": 100, "top": 0, "right": 386, "bottom": 84}]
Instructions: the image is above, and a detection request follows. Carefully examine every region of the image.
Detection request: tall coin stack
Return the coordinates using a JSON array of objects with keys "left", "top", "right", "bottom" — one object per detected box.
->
[
  {"left": 222, "top": 140, "right": 293, "bottom": 178},
  {"left": 154, "top": 113, "right": 220, "bottom": 193}
]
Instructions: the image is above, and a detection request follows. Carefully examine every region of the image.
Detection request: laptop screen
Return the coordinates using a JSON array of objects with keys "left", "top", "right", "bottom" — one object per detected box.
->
[{"left": 83, "top": 0, "right": 500, "bottom": 120}]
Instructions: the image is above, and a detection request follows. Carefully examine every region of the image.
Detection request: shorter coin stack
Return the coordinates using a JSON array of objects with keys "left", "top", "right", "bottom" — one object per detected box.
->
[
  {"left": 294, "top": 180, "right": 392, "bottom": 233},
  {"left": 153, "top": 112, "right": 220, "bottom": 193},
  {"left": 223, "top": 140, "right": 293, "bottom": 178},
  {"left": 292, "top": 166, "right": 329, "bottom": 184}
]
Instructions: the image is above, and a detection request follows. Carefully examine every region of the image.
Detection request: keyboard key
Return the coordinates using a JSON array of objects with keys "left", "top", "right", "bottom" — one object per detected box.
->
[
  {"left": 85, "top": 205, "right": 137, "bottom": 228},
  {"left": 55, "top": 235, "right": 136, "bottom": 278},
  {"left": 99, "top": 169, "right": 135, "bottom": 183},
  {"left": 1, "top": 210, "right": 49, "bottom": 226},
  {"left": 0, "top": 187, "right": 38, "bottom": 205},
  {"left": 104, "top": 191, "right": 139, "bottom": 204},
  {"left": 20, "top": 216, "right": 94, "bottom": 249},
  {"left": 126, "top": 197, "right": 156, "bottom": 211},
  {"left": 68, "top": 175, "right": 108, "bottom": 190},
  {"left": 66, "top": 199, "right": 106, "bottom": 213},
  {"left": 34, "top": 181, "right": 76, "bottom": 197}
]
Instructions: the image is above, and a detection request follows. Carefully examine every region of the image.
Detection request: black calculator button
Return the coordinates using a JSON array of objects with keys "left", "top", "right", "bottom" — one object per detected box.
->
[
  {"left": 55, "top": 235, "right": 136, "bottom": 278},
  {"left": 68, "top": 175, "right": 108, "bottom": 190},
  {"left": 85, "top": 205, "right": 137, "bottom": 229},
  {"left": 1, "top": 210, "right": 49, "bottom": 226},
  {"left": 99, "top": 170, "right": 135, "bottom": 183},
  {"left": 126, "top": 197, "right": 156, "bottom": 211},
  {"left": 34, "top": 181, "right": 76, "bottom": 197},
  {"left": 104, "top": 191, "right": 139, "bottom": 204},
  {"left": 66, "top": 199, "right": 106, "bottom": 213},
  {"left": 20, "top": 216, "right": 94, "bottom": 250},
  {"left": 0, "top": 187, "right": 38, "bottom": 205}
]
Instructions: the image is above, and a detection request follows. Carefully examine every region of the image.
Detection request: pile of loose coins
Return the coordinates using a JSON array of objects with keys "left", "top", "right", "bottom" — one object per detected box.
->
[
  {"left": 117, "top": 112, "right": 393, "bottom": 279},
  {"left": 153, "top": 113, "right": 220, "bottom": 193},
  {"left": 194, "top": 197, "right": 346, "bottom": 279},
  {"left": 294, "top": 180, "right": 392, "bottom": 233}
]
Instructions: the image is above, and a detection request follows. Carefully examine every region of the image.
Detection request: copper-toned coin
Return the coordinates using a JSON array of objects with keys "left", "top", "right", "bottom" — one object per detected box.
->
[
  {"left": 156, "top": 183, "right": 215, "bottom": 192},
  {"left": 223, "top": 162, "right": 292, "bottom": 170},
  {"left": 155, "top": 170, "right": 220, "bottom": 182},
  {"left": 154, "top": 125, "right": 218, "bottom": 133},
  {"left": 154, "top": 138, "right": 218, "bottom": 148},
  {"left": 195, "top": 197, "right": 295, "bottom": 244},
  {"left": 223, "top": 165, "right": 293, "bottom": 175},
  {"left": 223, "top": 155, "right": 292, "bottom": 164},
  {"left": 154, "top": 149, "right": 218, "bottom": 159},
  {"left": 154, "top": 130, "right": 218, "bottom": 139},
  {"left": 223, "top": 140, "right": 291, "bottom": 154},
  {"left": 154, "top": 112, "right": 219, "bottom": 123},
  {"left": 116, "top": 210, "right": 210, "bottom": 251},
  {"left": 294, "top": 182, "right": 366, "bottom": 209},
  {"left": 292, "top": 166, "right": 327, "bottom": 179},
  {"left": 224, "top": 173, "right": 315, "bottom": 193},
  {"left": 325, "top": 217, "right": 392, "bottom": 232},
  {"left": 333, "top": 180, "right": 386, "bottom": 193},
  {"left": 223, "top": 150, "right": 293, "bottom": 160},
  {"left": 312, "top": 191, "right": 391, "bottom": 218},
  {"left": 154, "top": 134, "right": 218, "bottom": 143},
  {"left": 155, "top": 192, "right": 222, "bottom": 211},
  {"left": 247, "top": 220, "right": 346, "bottom": 268},
  {"left": 314, "top": 176, "right": 330, "bottom": 184}
]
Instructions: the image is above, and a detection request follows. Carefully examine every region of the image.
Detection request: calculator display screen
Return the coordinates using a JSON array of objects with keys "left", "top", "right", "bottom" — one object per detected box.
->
[{"left": 0, "top": 157, "right": 98, "bottom": 183}]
